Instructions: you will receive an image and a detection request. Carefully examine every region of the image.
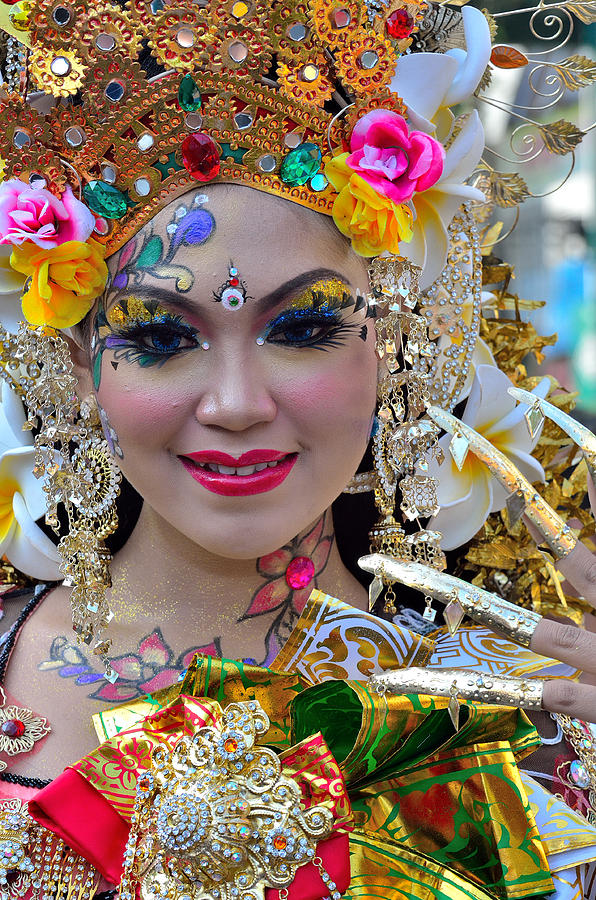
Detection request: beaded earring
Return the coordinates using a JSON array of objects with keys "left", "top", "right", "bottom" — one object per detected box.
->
[{"left": 0, "top": 325, "right": 121, "bottom": 681}]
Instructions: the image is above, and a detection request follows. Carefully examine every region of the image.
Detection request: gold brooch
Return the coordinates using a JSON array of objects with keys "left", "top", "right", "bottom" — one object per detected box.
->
[{"left": 119, "top": 700, "right": 335, "bottom": 900}]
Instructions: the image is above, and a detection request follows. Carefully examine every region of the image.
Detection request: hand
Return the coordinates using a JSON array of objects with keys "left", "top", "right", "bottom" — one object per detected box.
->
[{"left": 362, "top": 400, "right": 596, "bottom": 722}]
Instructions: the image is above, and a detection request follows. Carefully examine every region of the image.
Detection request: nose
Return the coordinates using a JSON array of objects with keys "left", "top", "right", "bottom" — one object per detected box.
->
[{"left": 193, "top": 347, "right": 278, "bottom": 432}]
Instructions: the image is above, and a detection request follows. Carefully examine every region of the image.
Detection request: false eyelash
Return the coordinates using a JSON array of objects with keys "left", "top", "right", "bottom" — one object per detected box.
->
[
  {"left": 263, "top": 308, "right": 360, "bottom": 350},
  {"left": 108, "top": 318, "right": 200, "bottom": 366}
]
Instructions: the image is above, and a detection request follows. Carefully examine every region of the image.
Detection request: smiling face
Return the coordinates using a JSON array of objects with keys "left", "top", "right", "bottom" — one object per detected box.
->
[{"left": 78, "top": 184, "right": 378, "bottom": 559}]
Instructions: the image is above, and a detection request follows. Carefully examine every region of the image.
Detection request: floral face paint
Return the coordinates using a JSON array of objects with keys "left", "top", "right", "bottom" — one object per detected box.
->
[
  {"left": 257, "top": 277, "right": 367, "bottom": 350},
  {"left": 108, "top": 193, "right": 215, "bottom": 301},
  {"left": 91, "top": 295, "right": 202, "bottom": 389}
]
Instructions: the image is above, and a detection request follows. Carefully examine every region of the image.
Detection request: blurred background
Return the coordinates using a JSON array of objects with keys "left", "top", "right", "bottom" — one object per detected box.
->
[{"left": 478, "top": 2, "right": 596, "bottom": 428}]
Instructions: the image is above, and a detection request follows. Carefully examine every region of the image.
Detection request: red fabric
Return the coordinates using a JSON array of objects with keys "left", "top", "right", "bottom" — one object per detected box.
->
[
  {"left": 267, "top": 833, "right": 351, "bottom": 900},
  {"left": 28, "top": 768, "right": 129, "bottom": 884}
]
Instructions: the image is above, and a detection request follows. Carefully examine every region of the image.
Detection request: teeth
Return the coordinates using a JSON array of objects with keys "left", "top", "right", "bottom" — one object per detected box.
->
[{"left": 199, "top": 458, "right": 284, "bottom": 476}]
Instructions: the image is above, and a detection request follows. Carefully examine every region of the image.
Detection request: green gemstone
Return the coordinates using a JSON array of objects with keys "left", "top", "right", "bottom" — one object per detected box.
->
[
  {"left": 279, "top": 142, "right": 322, "bottom": 187},
  {"left": 178, "top": 74, "right": 202, "bottom": 112},
  {"left": 83, "top": 181, "right": 127, "bottom": 219}
]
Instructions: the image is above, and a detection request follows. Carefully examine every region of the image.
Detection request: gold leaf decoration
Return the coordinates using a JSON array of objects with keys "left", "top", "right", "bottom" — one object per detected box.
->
[
  {"left": 490, "top": 45, "right": 529, "bottom": 69},
  {"left": 566, "top": 0, "right": 596, "bottom": 23},
  {"left": 475, "top": 166, "right": 531, "bottom": 207},
  {"left": 553, "top": 54, "right": 596, "bottom": 91},
  {"left": 540, "top": 119, "right": 585, "bottom": 154}
]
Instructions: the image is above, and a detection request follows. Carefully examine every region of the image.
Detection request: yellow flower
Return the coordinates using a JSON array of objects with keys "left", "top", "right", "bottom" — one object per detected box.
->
[
  {"left": 325, "top": 154, "right": 413, "bottom": 257},
  {"left": 10, "top": 239, "right": 107, "bottom": 328}
]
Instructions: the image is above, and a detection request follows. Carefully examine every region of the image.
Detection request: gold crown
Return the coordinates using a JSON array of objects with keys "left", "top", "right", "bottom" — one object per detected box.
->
[{"left": 0, "top": 0, "right": 427, "bottom": 254}]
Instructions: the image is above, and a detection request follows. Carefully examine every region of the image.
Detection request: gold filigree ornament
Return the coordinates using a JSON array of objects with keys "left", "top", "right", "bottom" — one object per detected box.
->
[
  {"left": 118, "top": 700, "right": 335, "bottom": 900},
  {"left": 278, "top": 58, "right": 335, "bottom": 107},
  {"left": 29, "top": 47, "right": 87, "bottom": 97},
  {"left": 0, "top": 690, "right": 50, "bottom": 762}
]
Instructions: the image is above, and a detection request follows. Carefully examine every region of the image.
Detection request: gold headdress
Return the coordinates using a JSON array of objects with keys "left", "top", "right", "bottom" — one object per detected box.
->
[{"left": 1, "top": 0, "right": 429, "bottom": 257}]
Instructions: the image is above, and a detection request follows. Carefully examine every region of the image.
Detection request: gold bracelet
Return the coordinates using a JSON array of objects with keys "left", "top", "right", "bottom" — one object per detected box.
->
[
  {"left": 427, "top": 405, "right": 577, "bottom": 560},
  {"left": 359, "top": 554, "right": 542, "bottom": 647}
]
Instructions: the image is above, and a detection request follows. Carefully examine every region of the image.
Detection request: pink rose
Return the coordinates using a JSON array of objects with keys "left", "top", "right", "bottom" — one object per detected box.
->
[
  {"left": 345, "top": 110, "right": 444, "bottom": 205},
  {"left": 0, "top": 179, "right": 96, "bottom": 249}
]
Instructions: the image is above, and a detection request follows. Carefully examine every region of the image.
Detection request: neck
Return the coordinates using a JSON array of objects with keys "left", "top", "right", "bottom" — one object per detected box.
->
[{"left": 108, "top": 502, "right": 367, "bottom": 666}]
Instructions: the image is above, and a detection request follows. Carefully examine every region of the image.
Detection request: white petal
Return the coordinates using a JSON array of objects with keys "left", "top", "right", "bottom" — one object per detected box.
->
[
  {"left": 439, "top": 111, "right": 485, "bottom": 185},
  {"left": 9, "top": 491, "right": 61, "bottom": 580},
  {"left": 425, "top": 436, "right": 474, "bottom": 506},
  {"left": 457, "top": 338, "right": 496, "bottom": 403},
  {"left": 473, "top": 365, "right": 518, "bottom": 431},
  {"left": 430, "top": 474, "right": 493, "bottom": 551},
  {"left": 443, "top": 7, "right": 492, "bottom": 107},
  {"left": 407, "top": 196, "right": 449, "bottom": 289},
  {"left": 0, "top": 447, "right": 47, "bottom": 520},
  {"left": 0, "top": 381, "right": 30, "bottom": 454},
  {"left": 390, "top": 53, "right": 458, "bottom": 122}
]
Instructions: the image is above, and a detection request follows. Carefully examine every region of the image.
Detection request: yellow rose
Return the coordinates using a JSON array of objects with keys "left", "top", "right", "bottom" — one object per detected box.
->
[
  {"left": 10, "top": 239, "right": 108, "bottom": 329},
  {"left": 325, "top": 153, "right": 413, "bottom": 257}
]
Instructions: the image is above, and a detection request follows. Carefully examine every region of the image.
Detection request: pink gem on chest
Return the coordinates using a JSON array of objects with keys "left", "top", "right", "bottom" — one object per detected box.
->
[{"left": 285, "top": 556, "right": 315, "bottom": 590}]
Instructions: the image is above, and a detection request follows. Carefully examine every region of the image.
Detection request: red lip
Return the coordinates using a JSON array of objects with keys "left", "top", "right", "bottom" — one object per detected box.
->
[
  {"left": 184, "top": 449, "right": 287, "bottom": 466},
  {"left": 179, "top": 451, "right": 298, "bottom": 497}
]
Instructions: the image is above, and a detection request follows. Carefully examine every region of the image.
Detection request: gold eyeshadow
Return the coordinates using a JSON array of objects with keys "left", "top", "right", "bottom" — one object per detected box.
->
[
  {"left": 288, "top": 278, "right": 352, "bottom": 311},
  {"left": 107, "top": 296, "right": 171, "bottom": 328}
]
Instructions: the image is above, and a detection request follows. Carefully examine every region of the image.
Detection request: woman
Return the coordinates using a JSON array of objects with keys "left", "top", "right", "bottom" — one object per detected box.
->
[{"left": 0, "top": 0, "right": 596, "bottom": 896}]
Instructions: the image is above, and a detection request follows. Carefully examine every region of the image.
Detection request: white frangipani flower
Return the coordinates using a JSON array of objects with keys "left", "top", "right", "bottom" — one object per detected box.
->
[
  {"left": 389, "top": 7, "right": 491, "bottom": 288},
  {"left": 0, "top": 380, "right": 61, "bottom": 580},
  {"left": 0, "top": 245, "right": 25, "bottom": 334},
  {"left": 425, "top": 365, "right": 550, "bottom": 551}
]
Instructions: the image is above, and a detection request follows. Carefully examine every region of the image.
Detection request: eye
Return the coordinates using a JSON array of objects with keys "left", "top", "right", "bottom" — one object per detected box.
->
[
  {"left": 266, "top": 311, "right": 341, "bottom": 347},
  {"left": 126, "top": 321, "right": 199, "bottom": 355}
]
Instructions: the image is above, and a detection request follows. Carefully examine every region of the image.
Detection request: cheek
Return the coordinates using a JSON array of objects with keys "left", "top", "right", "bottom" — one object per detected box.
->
[
  {"left": 96, "top": 372, "right": 186, "bottom": 447},
  {"left": 277, "top": 350, "right": 377, "bottom": 445}
]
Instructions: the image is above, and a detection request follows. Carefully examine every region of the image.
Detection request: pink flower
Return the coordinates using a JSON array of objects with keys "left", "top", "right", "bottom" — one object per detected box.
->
[
  {"left": 0, "top": 179, "right": 95, "bottom": 249},
  {"left": 345, "top": 110, "right": 444, "bottom": 205}
]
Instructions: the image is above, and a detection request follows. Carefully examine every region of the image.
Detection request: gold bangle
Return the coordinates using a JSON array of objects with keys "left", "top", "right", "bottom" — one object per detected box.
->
[
  {"left": 427, "top": 405, "right": 577, "bottom": 560},
  {"left": 359, "top": 554, "right": 542, "bottom": 647},
  {"left": 370, "top": 666, "right": 544, "bottom": 711}
]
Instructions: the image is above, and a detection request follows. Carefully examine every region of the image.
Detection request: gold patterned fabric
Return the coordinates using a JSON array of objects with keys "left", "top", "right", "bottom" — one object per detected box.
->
[{"left": 74, "top": 589, "right": 557, "bottom": 900}]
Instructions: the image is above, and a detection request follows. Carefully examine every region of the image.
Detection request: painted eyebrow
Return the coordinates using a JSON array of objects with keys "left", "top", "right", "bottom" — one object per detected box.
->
[{"left": 106, "top": 268, "right": 353, "bottom": 317}]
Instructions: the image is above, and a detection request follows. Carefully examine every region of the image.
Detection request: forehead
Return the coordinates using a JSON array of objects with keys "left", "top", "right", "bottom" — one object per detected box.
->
[{"left": 107, "top": 183, "right": 368, "bottom": 291}]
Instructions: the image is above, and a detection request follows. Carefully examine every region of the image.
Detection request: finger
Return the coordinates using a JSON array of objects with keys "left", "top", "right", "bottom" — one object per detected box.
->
[
  {"left": 427, "top": 405, "right": 577, "bottom": 561},
  {"left": 552, "top": 539, "right": 596, "bottom": 608},
  {"left": 543, "top": 678, "right": 596, "bottom": 723},
  {"left": 531, "top": 617, "right": 596, "bottom": 676}
]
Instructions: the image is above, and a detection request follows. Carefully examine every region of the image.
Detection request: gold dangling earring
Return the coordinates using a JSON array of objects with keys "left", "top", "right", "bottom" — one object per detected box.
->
[
  {"left": 10, "top": 323, "right": 121, "bottom": 682},
  {"left": 60, "top": 394, "right": 121, "bottom": 681},
  {"left": 368, "top": 257, "right": 446, "bottom": 618}
]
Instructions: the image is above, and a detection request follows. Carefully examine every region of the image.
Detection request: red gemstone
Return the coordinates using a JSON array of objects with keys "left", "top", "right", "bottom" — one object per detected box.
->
[
  {"left": 2, "top": 719, "right": 25, "bottom": 738},
  {"left": 229, "top": 277, "right": 239, "bottom": 286},
  {"left": 386, "top": 8, "right": 414, "bottom": 39},
  {"left": 285, "top": 556, "right": 315, "bottom": 590},
  {"left": 181, "top": 132, "right": 221, "bottom": 182}
]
